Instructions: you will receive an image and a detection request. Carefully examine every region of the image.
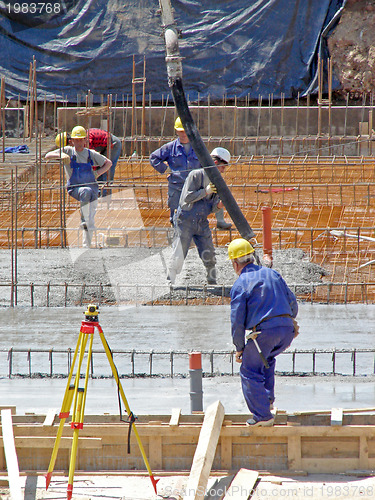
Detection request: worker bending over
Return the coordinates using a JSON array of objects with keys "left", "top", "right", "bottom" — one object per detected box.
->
[
  {"left": 228, "top": 238, "right": 299, "bottom": 426},
  {"left": 56, "top": 128, "right": 121, "bottom": 197},
  {"left": 150, "top": 117, "right": 232, "bottom": 229},
  {"left": 167, "top": 147, "right": 231, "bottom": 285},
  {"left": 46, "top": 126, "right": 112, "bottom": 248}
]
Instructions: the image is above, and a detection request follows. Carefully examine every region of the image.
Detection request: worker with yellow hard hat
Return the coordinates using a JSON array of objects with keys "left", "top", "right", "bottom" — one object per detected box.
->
[
  {"left": 55, "top": 127, "right": 121, "bottom": 198},
  {"left": 149, "top": 117, "right": 231, "bottom": 229},
  {"left": 228, "top": 238, "right": 299, "bottom": 427},
  {"left": 46, "top": 125, "right": 112, "bottom": 248}
]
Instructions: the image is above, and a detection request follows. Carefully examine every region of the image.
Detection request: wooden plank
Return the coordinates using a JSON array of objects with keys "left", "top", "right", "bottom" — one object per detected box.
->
[
  {"left": 184, "top": 400, "right": 225, "bottom": 500},
  {"left": 222, "top": 468, "right": 258, "bottom": 500},
  {"left": 1, "top": 409, "right": 22, "bottom": 500},
  {"left": 331, "top": 408, "right": 343, "bottom": 426},
  {"left": 169, "top": 408, "right": 181, "bottom": 427},
  {"left": 220, "top": 436, "right": 232, "bottom": 470},
  {"left": 0, "top": 406, "right": 16, "bottom": 416},
  {"left": 43, "top": 408, "right": 57, "bottom": 427},
  {"left": 359, "top": 436, "right": 369, "bottom": 469},
  {"left": 0, "top": 436, "right": 102, "bottom": 449},
  {"left": 287, "top": 436, "right": 302, "bottom": 470},
  {"left": 149, "top": 435, "right": 162, "bottom": 470}
]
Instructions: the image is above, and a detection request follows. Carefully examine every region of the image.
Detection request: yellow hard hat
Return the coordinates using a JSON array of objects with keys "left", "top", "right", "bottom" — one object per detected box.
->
[
  {"left": 227, "top": 238, "right": 255, "bottom": 260},
  {"left": 55, "top": 132, "right": 68, "bottom": 148},
  {"left": 71, "top": 125, "right": 87, "bottom": 139},
  {"left": 174, "top": 117, "right": 184, "bottom": 131}
]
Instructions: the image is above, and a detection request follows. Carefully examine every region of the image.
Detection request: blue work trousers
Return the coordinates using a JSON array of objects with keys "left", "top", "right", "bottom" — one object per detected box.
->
[
  {"left": 240, "top": 326, "right": 294, "bottom": 422},
  {"left": 169, "top": 211, "right": 216, "bottom": 278}
]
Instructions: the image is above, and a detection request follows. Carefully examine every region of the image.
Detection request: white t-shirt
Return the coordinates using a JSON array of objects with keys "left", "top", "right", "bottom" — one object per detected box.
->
[{"left": 57, "top": 146, "right": 107, "bottom": 179}]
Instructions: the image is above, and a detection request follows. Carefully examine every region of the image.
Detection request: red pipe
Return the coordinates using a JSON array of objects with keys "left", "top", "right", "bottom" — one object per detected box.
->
[{"left": 262, "top": 206, "right": 273, "bottom": 267}]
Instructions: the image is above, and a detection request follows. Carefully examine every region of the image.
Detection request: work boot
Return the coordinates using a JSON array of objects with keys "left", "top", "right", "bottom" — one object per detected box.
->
[
  {"left": 215, "top": 207, "right": 232, "bottom": 230},
  {"left": 82, "top": 230, "right": 91, "bottom": 248},
  {"left": 246, "top": 417, "right": 274, "bottom": 427},
  {"left": 206, "top": 267, "right": 217, "bottom": 285},
  {"left": 167, "top": 268, "right": 176, "bottom": 285}
]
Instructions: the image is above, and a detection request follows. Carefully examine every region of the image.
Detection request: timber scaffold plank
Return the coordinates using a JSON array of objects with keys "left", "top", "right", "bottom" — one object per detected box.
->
[{"left": 1, "top": 412, "right": 375, "bottom": 475}]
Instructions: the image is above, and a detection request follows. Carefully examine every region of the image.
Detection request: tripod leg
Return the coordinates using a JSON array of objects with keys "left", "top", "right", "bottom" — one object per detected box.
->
[
  {"left": 98, "top": 326, "right": 159, "bottom": 494},
  {"left": 67, "top": 332, "right": 93, "bottom": 500},
  {"left": 46, "top": 330, "right": 84, "bottom": 490}
]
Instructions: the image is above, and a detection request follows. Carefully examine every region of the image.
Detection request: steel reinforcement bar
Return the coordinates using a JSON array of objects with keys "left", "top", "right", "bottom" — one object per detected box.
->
[
  {"left": 1, "top": 281, "right": 375, "bottom": 306},
  {"left": 1, "top": 347, "right": 374, "bottom": 378}
]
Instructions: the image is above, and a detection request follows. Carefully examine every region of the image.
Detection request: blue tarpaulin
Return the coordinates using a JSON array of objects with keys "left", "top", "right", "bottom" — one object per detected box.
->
[{"left": 0, "top": 0, "right": 345, "bottom": 102}]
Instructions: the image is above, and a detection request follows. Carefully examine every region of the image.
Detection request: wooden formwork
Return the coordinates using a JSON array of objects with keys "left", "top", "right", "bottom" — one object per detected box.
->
[{"left": 1, "top": 412, "right": 375, "bottom": 475}]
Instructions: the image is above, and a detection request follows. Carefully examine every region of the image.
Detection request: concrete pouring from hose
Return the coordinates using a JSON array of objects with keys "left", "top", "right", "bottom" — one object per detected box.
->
[{"left": 158, "top": 0, "right": 255, "bottom": 242}]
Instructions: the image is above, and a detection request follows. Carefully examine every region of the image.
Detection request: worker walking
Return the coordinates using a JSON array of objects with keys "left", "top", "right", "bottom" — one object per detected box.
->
[
  {"left": 150, "top": 117, "right": 232, "bottom": 229},
  {"left": 167, "top": 147, "right": 231, "bottom": 285},
  {"left": 55, "top": 128, "right": 121, "bottom": 197},
  {"left": 228, "top": 238, "right": 298, "bottom": 426},
  {"left": 47, "top": 126, "right": 112, "bottom": 248}
]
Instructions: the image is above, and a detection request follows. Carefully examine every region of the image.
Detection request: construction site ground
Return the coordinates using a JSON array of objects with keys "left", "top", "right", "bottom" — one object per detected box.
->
[
  {"left": 1, "top": 471, "right": 375, "bottom": 500},
  {"left": 2, "top": 137, "right": 375, "bottom": 304}
]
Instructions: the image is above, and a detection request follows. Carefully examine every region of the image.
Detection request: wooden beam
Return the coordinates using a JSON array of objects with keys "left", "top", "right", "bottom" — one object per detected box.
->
[
  {"left": 0, "top": 406, "right": 16, "bottom": 415},
  {"left": 1, "top": 409, "right": 23, "bottom": 500},
  {"left": 149, "top": 435, "right": 162, "bottom": 470},
  {"left": 0, "top": 436, "right": 102, "bottom": 449},
  {"left": 43, "top": 408, "right": 57, "bottom": 427},
  {"left": 220, "top": 436, "right": 232, "bottom": 470},
  {"left": 287, "top": 435, "right": 302, "bottom": 470},
  {"left": 184, "top": 400, "right": 225, "bottom": 500},
  {"left": 222, "top": 468, "right": 258, "bottom": 500},
  {"left": 331, "top": 408, "right": 343, "bottom": 426},
  {"left": 169, "top": 408, "right": 181, "bottom": 427}
]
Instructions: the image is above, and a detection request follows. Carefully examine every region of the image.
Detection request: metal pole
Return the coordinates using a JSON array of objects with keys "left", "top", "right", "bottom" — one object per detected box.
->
[{"left": 189, "top": 352, "right": 203, "bottom": 412}]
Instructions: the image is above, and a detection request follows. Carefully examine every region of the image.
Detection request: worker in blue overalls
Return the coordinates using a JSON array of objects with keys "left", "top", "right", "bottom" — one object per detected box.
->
[
  {"left": 46, "top": 126, "right": 112, "bottom": 248},
  {"left": 228, "top": 238, "right": 299, "bottom": 426},
  {"left": 150, "top": 117, "right": 232, "bottom": 229}
]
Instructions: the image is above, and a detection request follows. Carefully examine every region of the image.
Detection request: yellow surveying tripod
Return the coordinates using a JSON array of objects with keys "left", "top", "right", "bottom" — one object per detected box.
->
[{"left": 45, "top": 304, "right": 159, "bottom": 500}]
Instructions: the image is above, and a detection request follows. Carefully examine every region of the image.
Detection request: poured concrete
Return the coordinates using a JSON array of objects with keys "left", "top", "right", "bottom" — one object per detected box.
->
[{"left": 0, "top": 304, "right": 374, "bottom": 416}]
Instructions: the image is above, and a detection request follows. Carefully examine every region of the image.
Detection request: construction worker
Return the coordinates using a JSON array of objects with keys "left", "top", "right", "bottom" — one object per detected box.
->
[
  {"left": 228, "top": 238, "right": 298, "bottom": 426},
  {"left": 55, "top": 128, "right": 121, "bottom": 197},
  {"left": 167, "top": 147, "right": 231, "bottom": 285},
  {"left": 47, "top": 126, "right": 112, "bottom": 248},
  {"left": 149, "top": 117, "right": 232, "bottom": 229}
]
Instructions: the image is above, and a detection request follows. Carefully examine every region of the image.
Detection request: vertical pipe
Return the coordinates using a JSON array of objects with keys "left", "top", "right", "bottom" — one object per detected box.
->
[
  {"left": 141, "top": 55, "right": 146, "bottom": 156},
  {"left": 10, "top": 170, "right": 14, "bottom": 307},
  {"left": 262, "top": 206, "right": 272, "bottom": 267},
  {"left": 15, "top": 165, "right": 18, "bottom": 305},
  {"left": 189, "top": 351, "right": 203, "bottom": 413}
]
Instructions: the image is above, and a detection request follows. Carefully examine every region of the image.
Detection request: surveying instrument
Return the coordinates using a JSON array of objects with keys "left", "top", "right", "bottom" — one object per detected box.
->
[{"left": 45, "top": 304, "right": 159, "bottom": 499}]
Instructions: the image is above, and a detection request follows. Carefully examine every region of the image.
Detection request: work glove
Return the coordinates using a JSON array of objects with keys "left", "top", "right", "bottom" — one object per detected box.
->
[
  {"left": 206, "top": 182, "right": 217, "bottom": 195},
  {"left": 292, "top": 317, "right": 300, "bottom": 338},
  {"left": 60, "top": 152, "right": 70, "bottom": 164}
]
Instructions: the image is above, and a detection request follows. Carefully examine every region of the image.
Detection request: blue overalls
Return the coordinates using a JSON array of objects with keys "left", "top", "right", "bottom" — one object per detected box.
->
[
  {"left": 149, "top": 138, "right": 201, "bottom": 222},
  {"left": 169, "top": 174, "right": 217, "bottom": 283},
  {"left": 67, "top": 151, "right": 98, "bottom": 234},
  {"left": 230, "top": 264, "right": 298, "bottom": 422}
]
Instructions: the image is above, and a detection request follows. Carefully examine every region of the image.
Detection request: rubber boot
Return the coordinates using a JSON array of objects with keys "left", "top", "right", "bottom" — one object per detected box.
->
[
  {"left": 206, "top": 266, "right": 217, "bottom": 285},
  {"left": 215, "top": 207, "right": 232, "bottom": 230}
]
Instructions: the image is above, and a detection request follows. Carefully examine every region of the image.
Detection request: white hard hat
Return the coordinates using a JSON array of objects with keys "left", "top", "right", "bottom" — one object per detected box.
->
[{"left": 211, "top": 147, "right": 231, "bottom": 164}]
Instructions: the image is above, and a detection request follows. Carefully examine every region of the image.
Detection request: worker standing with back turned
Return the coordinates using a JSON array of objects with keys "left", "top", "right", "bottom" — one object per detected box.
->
[
  {"left": 46, "top": 126, "right": 112, "bottom": 248},
  {"left": 150, "top": 117, "right": 232, "bottom": 229},
  {"left": 228, "top": 238, "right": 299, "bottom": 426}
]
